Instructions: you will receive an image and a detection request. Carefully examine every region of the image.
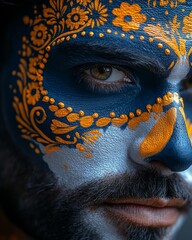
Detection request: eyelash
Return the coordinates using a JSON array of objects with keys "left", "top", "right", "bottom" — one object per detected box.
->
[{"left": 75, "top": 64, "right": 136, "bottom": 94}]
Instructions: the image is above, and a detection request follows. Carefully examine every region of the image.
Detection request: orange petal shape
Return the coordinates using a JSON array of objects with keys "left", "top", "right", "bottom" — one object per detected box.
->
[
  {"left": 52, "top": 125, "right": 77, "bottom": 134},
  {"left": 45, "top": 144, "right": 61, "bottom": 153},
  {"left": 49, "top": 105, "right": 59, "bottom": 112},
  {"left": 128, "top": 117, "right": 140, "bottom": 130},
  {"left": 96, "top": 118, "right": 111, "bottom": 127},
  {"left": 67, "top": 113, "right": 79, "bottom": 122},
  {"left": 52, "top": 119, "right": 70, "bottom": 128},
  {"left": 152, "top": 103, "right": 163, "bottom": 114},
  {"left": 55, "top": 108, "right": 70, "bottom": 117},
  {"left": 139, "top": 112, "right": 151, "bottom": 122},
  {"left": 55, "top": 136, "right": 77, "bottom": 144},
  {"left": 79, "top": 116, "right": 94, "bottom": 128},
  {"left": 139, "top": 107, "right": 177, "bottom": 158},
  {"left": 112, "top": 116, "right": 128, "bottom": 126}
]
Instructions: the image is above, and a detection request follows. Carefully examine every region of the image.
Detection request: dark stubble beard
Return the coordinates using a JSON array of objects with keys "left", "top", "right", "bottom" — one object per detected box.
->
[{"left": 0, "top": 126, "right": 192, "bottom": 240}]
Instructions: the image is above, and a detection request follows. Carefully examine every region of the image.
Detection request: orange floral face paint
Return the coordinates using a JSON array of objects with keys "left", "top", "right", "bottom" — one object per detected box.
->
[{"left": 1, "top": 0, "right": 192, "bottom": 172}]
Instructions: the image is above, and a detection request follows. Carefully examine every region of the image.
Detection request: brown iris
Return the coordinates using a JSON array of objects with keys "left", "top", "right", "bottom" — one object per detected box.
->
[{"left": 90, "top": 65, "right": 112, "bottom": 81}]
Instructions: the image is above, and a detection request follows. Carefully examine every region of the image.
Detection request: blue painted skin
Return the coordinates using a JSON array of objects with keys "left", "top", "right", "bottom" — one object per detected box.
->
[
  {"left": 1, "top": 1, "right": 192, "bottom": 238},
  {"left": 1, "top": 2, "right": 192, "bottom": 181}
]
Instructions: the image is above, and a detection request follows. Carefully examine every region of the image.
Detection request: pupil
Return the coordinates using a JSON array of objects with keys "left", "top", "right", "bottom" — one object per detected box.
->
[{"left": 98, "top": 66, "right": 111, "bottom": 74}]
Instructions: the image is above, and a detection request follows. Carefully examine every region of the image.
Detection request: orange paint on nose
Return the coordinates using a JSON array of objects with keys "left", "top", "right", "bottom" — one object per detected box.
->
[
  {"left": 139, "top": 107, "right": 177, "bottom": 158},
  {"left": 179, "top": 107, "right": 192, "bottom": 139}
]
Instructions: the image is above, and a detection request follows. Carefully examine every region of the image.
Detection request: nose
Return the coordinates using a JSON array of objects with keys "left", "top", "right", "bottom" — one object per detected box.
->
[{"left": 139, "top": 104, "right": 192, "bottom": 172}]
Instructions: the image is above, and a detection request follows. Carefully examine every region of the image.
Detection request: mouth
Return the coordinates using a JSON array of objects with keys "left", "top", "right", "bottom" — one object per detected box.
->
[{"left": 103, "top": 198, "right": 187, "bottom": 228}]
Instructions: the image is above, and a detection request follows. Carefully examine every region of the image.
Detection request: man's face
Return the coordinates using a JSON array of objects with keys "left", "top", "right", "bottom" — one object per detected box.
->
[{"left": 1, "top": 0, "right": 192, "bottom": 239}]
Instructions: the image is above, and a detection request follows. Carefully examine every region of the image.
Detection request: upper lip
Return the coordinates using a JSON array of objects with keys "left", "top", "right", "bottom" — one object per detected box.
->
[{"left": 104, "top": 198, "right": 187, "bottom": 209}]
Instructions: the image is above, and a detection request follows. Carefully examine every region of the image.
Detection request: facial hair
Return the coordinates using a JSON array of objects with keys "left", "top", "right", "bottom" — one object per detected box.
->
[{"left": 0, "top": 126, "right": 192, "bottom": 240}]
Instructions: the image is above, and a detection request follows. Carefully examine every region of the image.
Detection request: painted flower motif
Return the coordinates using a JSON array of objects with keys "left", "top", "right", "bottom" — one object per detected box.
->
[
  {"left": 87, "top": 0, "right": 108, "bottom": 28},
  {"left": 66, "top": 6, "right": 88, "bottom": 30},
  {"left": 76, "top": 0, "right": 91, "bottom": 7},
  {"left": 28, "top": 56, "right": 44, "bottom": 81},
  {"left": 26, "top": 82, "right": 41, "bottom": 105},
  {"left": 182, "top": 12, "right": 192, "bottom": 36},
  {"left": 112, "top": 2, "right": 147, "bottom": 32},
  {"left": 43, "top": 0, "right": 67, "bottom": 26},
  {"left": 30, "top": 24, "right": 48, "bottom": 47}
]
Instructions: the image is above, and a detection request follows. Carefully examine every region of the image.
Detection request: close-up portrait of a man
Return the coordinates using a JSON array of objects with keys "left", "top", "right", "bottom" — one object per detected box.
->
[{"left": 0, "top": 0, "right": 192, "bottom": 239}]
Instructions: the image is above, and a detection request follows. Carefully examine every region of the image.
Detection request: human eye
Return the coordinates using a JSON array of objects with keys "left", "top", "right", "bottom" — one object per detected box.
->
[{"left": 76, "top": 64, "right": 136, "bottom": 94}]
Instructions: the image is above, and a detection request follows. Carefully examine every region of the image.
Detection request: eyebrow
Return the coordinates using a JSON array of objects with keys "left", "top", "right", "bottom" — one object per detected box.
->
[{"left": 60, "top": 42, "right": 167, "bottom": 75}]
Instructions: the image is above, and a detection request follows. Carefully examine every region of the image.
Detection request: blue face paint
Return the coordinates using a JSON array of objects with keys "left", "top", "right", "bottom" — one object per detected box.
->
[
  {"left": 1, "top": 0, "right": 192, "bottom": 182},
  {"left": 1, "top": 1, "right": 192, "bottom": 238}
]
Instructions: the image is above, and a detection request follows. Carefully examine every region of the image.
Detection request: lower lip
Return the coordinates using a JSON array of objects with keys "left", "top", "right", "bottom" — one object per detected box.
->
[{"left": 104, "top": 204, "right": 180, "bottom": 227}]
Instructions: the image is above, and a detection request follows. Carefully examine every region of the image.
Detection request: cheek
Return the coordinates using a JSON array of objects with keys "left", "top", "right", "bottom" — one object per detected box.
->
[
  {"left": 41, "top": 127, "right": 131, "bottom": 189},
  {"left": 179, "top": 167, "right": 192, "bottom": 186},
  {"left": 40, "top": 114, "right": 158, "bottom": 189}
]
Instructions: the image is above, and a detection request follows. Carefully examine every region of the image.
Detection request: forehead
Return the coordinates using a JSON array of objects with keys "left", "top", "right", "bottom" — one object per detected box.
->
[{"left": 16, "top": 0, "right": 191, "bottom": 71}]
